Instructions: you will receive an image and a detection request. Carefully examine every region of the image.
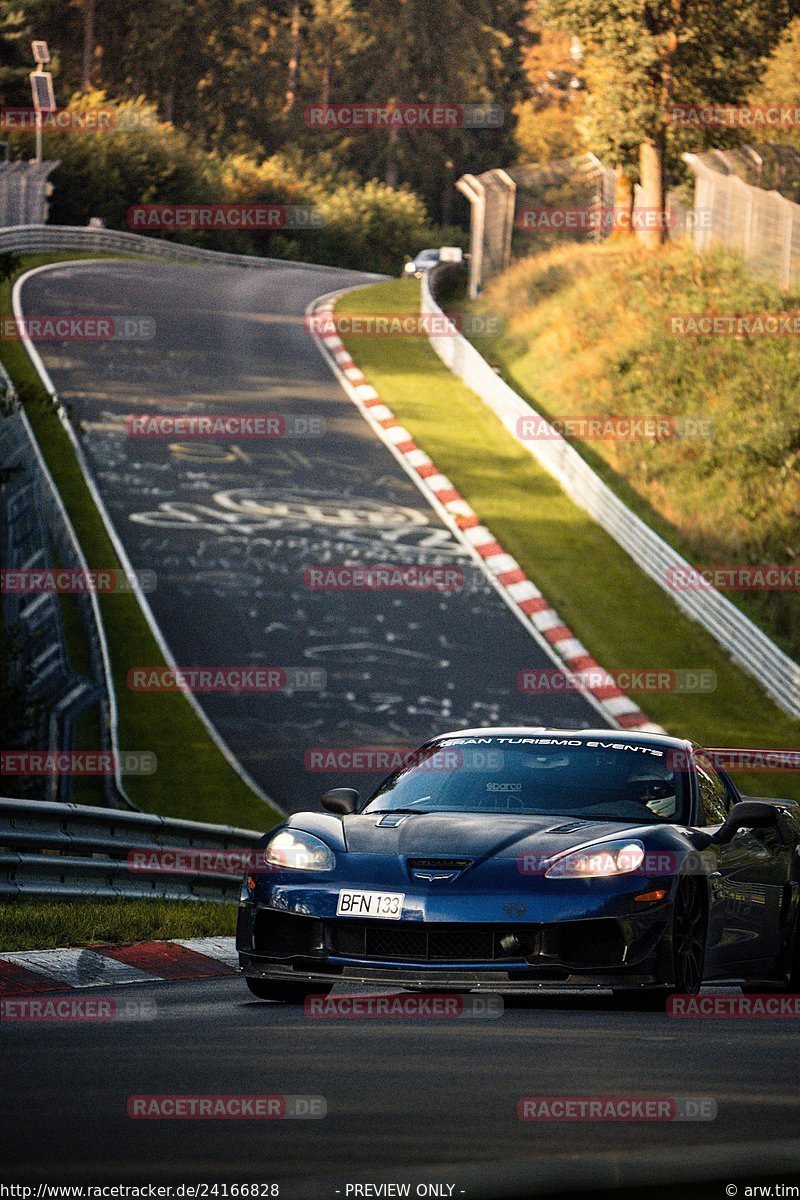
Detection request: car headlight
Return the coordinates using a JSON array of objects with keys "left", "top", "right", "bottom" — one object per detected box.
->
[
  {"left": 263, "top": 829, "right": 335, "bottom": 872},
  {"left": 544, "top": 839, "right": 645, "bottom": 879}
]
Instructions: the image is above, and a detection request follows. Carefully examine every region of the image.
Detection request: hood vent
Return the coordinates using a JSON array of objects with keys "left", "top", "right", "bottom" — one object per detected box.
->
[{"left": 545, "top": 821, "right": 595, "bottom": 834}]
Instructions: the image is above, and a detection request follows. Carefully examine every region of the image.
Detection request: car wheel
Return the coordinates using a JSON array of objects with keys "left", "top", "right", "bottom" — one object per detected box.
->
[
  {"left": 671, "top": 876, "right": 707, "bottom": 994},
  {"left": 612, "top": 879, "right": 706, "bottom": 1010},
  {"left": 245, "top": 978, "right": 332, "bottom": 1004}
]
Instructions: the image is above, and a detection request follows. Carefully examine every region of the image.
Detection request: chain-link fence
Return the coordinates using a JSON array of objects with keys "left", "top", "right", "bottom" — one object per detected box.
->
[
  {"left": 684, "top": 150, "right": 800, "bottom": 289},
  {"left": 460, "top": 145, "right": 800, "bottom": 294},
  {"left": 458, "top": 155, "right": 616, "bottom": 295},
  {"left": 459, "top": 153, "right": 697, "bottom": 295},
  {"left": 689, "top": 144, "right": 800, "bottom": 203},
  {"left": 0, "top": 161, "right": 59, "bottom": 226}
]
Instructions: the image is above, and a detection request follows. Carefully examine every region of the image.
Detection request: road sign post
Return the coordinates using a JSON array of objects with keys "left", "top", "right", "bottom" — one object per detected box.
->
[{"left": 29, "top": 42, "right": 54, "bottom": 166}]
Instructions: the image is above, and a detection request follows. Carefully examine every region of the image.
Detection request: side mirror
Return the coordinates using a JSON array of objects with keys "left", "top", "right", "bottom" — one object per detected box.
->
[
  {"left": 321, "top": 787, "right": 359, "bottom": 815},
  {"left": 712, "top": 799, "right": 780, "bottom": 844}
]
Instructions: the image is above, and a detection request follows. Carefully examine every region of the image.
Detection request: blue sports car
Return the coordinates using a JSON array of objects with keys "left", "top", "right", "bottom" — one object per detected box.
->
[{"left": 237, "top": 728, "right": 800, "bottom": 1005}]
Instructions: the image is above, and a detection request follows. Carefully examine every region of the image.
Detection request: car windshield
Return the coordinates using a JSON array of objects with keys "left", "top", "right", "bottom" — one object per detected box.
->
[{"left": 363, "top": 737, "right": 690, "bottom": 824}]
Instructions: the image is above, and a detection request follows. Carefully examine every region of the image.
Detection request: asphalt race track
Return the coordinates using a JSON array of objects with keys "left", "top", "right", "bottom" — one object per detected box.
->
[
  {"left": 2, "top": 976, "right": 799, "bottom": 1190},
  {"left": 19, "top": 260, "right": 601, "bottom": 814}
]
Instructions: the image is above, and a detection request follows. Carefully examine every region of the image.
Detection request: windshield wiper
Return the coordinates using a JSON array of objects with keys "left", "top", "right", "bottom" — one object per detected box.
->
[{"left": 367, "top": 807, "right": 436, "bottom": 815}]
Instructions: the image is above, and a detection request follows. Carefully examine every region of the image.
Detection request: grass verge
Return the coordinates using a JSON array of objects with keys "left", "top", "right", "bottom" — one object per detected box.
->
[
  {"left": 0, "top": 896, "right": 237, "bottom": 952},
  {"left": 0, "top": 253, "right": 279, "bottom": 828},
  {"left": 465, "top": 240, "right": 800, "bottom": 662},
  {"left": 334, "top": 278, "right": 800, "bottom": 804}
]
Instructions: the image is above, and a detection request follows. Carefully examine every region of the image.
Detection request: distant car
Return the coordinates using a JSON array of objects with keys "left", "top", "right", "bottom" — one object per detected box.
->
[
  {"left": 237, "top": 727, "right": 800, "bottom": 1006},
  {"left": 403, "top": 248, "right": 441, "bottom": 278}
]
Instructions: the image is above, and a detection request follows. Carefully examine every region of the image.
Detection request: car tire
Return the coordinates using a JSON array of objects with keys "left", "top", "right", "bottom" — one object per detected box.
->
[
  {"left": 670, "top": 875, "right": 707, "bottom": 994},
  {"left": 245, "top": 978, "right": 332, "bottom": 1004},
  {"left": 613, "top": 878, "right": 707, "bottom": 1010}
]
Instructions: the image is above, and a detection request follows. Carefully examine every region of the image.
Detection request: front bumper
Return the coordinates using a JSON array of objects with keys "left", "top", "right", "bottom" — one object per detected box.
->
[{"left": 236, "top": 887, "right": 675, "bottom": 989}]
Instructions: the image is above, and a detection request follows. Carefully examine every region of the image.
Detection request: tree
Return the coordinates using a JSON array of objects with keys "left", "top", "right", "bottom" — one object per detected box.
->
[
  {"left": 81, "top": 0, "right": 95, "bottom": 87},
  {"left": 284, "top": 0, "right": 301, "bottom": 111},
  {"left": 0, "top": 5, "right": 33, "bottom": 104},
  {"left": 327, "top": 0, "right": 522, "bottom": 218},
  {"left": 515, "top": 98, "right": 585, "bottom": 161},
  {"left": 1, "top": 0, "right": 529, "bottom": 223},
  {"left": 304, "top": 0, "right": 368, "bottom": 108},
  {"left": 544, "top": 0, "right": 795, "bottom": 246},
  {"left": 749, "top": 16, "right": 800, "bottom": 149},
  {"left": 0, "top": 0, "right": 65, "bottom": 105},
  {"left": 515, "top": 18, "right": 586, "bottom": 164}
]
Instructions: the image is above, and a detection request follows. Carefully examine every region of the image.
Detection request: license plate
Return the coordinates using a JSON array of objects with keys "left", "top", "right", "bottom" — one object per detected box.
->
[{"left": 336, "top": 889, "right": 405, "bottom": 919}]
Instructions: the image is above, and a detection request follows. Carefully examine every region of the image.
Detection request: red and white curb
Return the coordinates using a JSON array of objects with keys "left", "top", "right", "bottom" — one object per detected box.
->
[
  {"left": 307, "top": 293, "right": 662, "bottom": 734},
  {"left": 0, "top": 937, "right": 237, "bottom": 995}
]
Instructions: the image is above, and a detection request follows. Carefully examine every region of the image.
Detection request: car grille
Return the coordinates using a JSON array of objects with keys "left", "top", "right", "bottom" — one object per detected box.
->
[
  {"left": 251, "top": 909, "right": 626, "bottom": 969},
  {"left": 326, "top": 921, "right": 540, "bottom": 962}
]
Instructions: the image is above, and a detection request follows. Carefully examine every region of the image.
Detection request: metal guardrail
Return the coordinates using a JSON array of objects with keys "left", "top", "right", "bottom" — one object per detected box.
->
[
  {"left": 0, "top": 223, "right": 349, "bottom": 270},
  {"left": 422, "top": 271, "right": 800, "bottom": 719},
  {"left": 0, "top": 797, "right": 265, "bottom": 901},
  {"left": 0, "top": 366, "right": 133, "bottom": 807}
]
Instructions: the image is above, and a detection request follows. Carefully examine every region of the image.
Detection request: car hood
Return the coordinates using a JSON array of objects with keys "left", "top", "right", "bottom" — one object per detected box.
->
[{"left": 340, "top": 811, "right": 651, "bottom": 860}]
